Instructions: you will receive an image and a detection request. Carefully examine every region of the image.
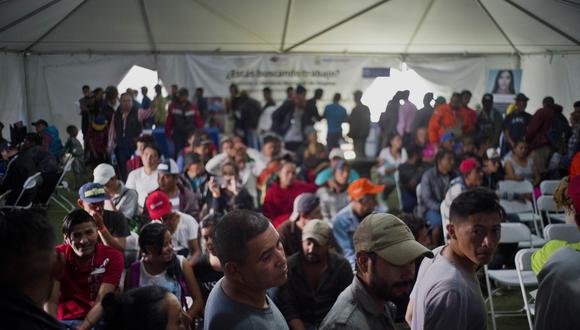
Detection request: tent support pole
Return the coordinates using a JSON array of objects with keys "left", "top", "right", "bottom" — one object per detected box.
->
[
  {"left": 24, "top": 0, "right": 91, "bottom": 53},
  {"left": 477, "top": 0, "right": 520, "bottom": 54},
  {"left": 0, "top": 0, "right": 62, "bottom": 34},
  {"left": 280, "top": 0, "right": 293, "bottom": 52},
  {"left": 403, "top": 0, "right": 435, "bottom": 54},
  {"left": 505, "top": 0, "right": 580, "bottom": 46},
  {"left": 22, "top": 54, "right": 32, "bottom": 125},
  {"left": 283, "top": 0, "right": 392, "bottom": 53},
  {"left": 139, "top": 0, "right": 157, "bottom": 54}
]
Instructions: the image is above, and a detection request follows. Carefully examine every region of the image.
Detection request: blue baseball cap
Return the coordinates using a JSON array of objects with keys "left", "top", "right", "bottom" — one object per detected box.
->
[
  {"left": 79, "top": 182, "right": 109, "bottom": 203},
  {"left": 440, "top": 131, "right": 454, "bottom": 143}
]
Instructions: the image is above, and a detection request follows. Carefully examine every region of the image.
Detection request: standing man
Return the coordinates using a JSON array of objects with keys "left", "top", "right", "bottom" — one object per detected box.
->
[
  {"left": 109, "top": 93, "right": 142, "bottom": 182},
  {"left": 1, "top": 211, "right": 66, "bottom": 330},
  {"left": 151, "top": 84, "right": 167, "bottom": 127},
  {"left": 333, "top": 178, "right": 384, "bottom": 269},
  {"left": 410, "top": 92, "right": 434, "bottom": 133},
  {"left": 276, "top": 220, "right": 353, "bottom": 329},
  {"left": 476, "top": 94, "right": 503, "bottom": 148},
  {"left": 258, "top": 87, "right": 277, "bottom": 138},
  {"left": 348, "top": 90, "right": 371, "bottom": 159},
  {"left": 320, "top": 213, "right": 433, "bottom": 330},
  {"left": 428, "top": 93, "right": 477, "bottom": 144},
  {"left": 204, "top": 210, "right": 289, "bottom": 329},
  {"left": 46, "top": 209, "right": 124, "bottom": 330},
  {"left": 407, "top": 188, "right": 502, "bottom": 330},
  {"left": 79, "top": 85, "right": 92, "bottom": 137},
  {"left": 194, "top": 87, "right": 208, "bottom": 123},
  {"left": 304, "top": 88, "right": 323, "bottom": 127},
  {"left": 272, "top": 85, "right": 308, "bottom": 152},
  {"left": 239, "top": 90, "right": 262, "bottom": 150},
  {"left": 166, "top": 88, "right": 204, "bottom": 157},
  {"left": 397, "top": 90, "right": 417, "bottom": 145},
  {"left": 323, "top": 93, "right": 348, "bottom": 150},
  {"left": 501, "top": 93, "right": 531, "bottom": 156}
]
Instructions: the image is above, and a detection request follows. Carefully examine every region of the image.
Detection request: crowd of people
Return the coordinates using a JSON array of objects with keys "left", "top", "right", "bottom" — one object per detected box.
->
[{"left": 1, "top": 81, "right": 580, "bottom": 330}]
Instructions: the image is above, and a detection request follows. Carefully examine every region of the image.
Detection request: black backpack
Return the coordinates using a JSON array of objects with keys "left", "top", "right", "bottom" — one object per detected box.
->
[{"left": 545, "top": 112, "right": 572, "bottom": 148}]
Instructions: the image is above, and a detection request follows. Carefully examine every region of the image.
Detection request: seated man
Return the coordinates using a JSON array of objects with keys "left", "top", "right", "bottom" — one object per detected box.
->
[
  {"left": 333, "top": 178, "right": 384, "bottom": 269},
  {"left": 145, "top": 190, "right": 201, "bottom": 264},
  {"left": 320, "top": 214, "right": 433, "bottom": 329},
  {"left": 314, "top": 148, "right": 360, "bottom": 187},
  {"left": 93, "top": 163, "right": 138, "bottom": 220},
  {"left": 1, "top": 210, "right": 65, "bottom": 330},
  {"left": 157, "top": 158, "right": 199, "bottom": 219},
  {"left": 204, "top": 210, "right": 289, "bottom": 329},
  {"left": 277, "top": 192, "right": 323, "bottom": 256},
  {"left": 276, "top": 220, "right": 353, "bottom": 329},
  {"left": 46, "top": 209, "right": 124, "bottom": 329},
  {"left": 0, "top": 142, "right": 37, "bottom": 205},
  {"left": 77, "top": 182, "right": 130, "bottom": 252}
]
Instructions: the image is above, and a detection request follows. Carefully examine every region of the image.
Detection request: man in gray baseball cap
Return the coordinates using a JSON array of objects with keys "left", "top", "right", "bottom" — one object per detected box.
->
[{"left": 320, "top": 213, "right": 433, "bottom": 330}]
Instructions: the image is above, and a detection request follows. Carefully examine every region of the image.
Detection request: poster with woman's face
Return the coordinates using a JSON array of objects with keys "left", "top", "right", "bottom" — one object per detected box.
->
[{"left": 488, "top": 69, "right": 522, "bottom": 105}]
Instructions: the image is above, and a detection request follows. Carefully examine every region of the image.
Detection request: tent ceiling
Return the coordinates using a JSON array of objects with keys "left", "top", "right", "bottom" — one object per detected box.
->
[{"left": 0, "top": 0, "right": 579, "bottom": 54}]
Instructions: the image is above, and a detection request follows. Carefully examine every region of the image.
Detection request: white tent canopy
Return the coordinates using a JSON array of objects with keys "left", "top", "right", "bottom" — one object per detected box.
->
[
  {"left": 1, "top": 0, "right": 579, "bottom": 54},
  {"left": 0, "top": 0, "right": 579, "bottom": 136}
]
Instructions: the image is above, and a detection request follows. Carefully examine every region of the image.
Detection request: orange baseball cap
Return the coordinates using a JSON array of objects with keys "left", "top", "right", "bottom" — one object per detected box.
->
[{"left": 348, "top": 178, "right": 384, "bottom": 201}]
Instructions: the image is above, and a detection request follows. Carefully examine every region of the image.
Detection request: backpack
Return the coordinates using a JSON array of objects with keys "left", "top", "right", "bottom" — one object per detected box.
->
[{"left": 545, "top": 112, "right": 572, "bottom": 149}]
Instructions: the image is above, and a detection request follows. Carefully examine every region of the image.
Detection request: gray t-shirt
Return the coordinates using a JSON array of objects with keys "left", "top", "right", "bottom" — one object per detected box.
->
[
  {"left": 204, "top": 278, "right": 289, "bottom": 330},
  {"left": 535, "top": 247, "right": 580, "bottom": 330},
  {"left": 410, "top": 246, "right": 486, "bottom": 330}
]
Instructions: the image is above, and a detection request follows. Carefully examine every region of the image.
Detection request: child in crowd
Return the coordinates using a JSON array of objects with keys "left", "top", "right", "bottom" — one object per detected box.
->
[{"left": 64, "top": 124, "right": 84, "bottom": 188}]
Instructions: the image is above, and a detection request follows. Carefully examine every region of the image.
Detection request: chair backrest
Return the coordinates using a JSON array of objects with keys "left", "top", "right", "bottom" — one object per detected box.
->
[
  {"left": 536, "top": 195, "right": 559, "bottom": 212},
  {"left": 544, "top": 224, "right": 580, "bottom": 242},
  {"left": 12, "top": 172, "right": 43, "bottom": 207},
  {"left": 441, "top": 202, "right": 449, "bottom": 244},
  {"left": 499, "top": 199, "right": 534, "bottom": 213},
  {"left": 500, "top": 223, "right": 532, "bottom": 244},
  {"left": 498, "top": 180, "right": 534, "bottom": 194},
  {"left": 56, "top": 157, "right": 74, "bottom": 188},
  {"left": 540, "top": 180, "right": 560, "bottom": 195},
  {"left": 515, "top": 248, "right": 536, "bottom": 273},
  {"left": 416, "top": 183, "right": 422, "bottom": 205}
]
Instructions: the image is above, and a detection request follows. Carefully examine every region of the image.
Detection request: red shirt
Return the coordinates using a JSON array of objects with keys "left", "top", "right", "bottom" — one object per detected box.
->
[
  {"left": 56, "top": 243, "right": 123, "bottom": 320},
  {"left": 262, "top": 180, "right": 318, "bottom": 228}
]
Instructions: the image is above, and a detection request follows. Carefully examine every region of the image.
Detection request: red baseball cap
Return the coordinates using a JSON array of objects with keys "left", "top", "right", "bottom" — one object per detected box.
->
[
  {"left": 459, "top": 157, "right": 480, "bottom": 175},
  {"left": 348, "top": 178, "right": 384, "bottom": 201},
  {"left": 145, "top": 191, "right": 172, "bottom": 220}
]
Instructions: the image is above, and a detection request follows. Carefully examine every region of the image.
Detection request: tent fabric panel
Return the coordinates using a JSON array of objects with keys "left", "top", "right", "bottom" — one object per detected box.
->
[{"left": 0, "top": 53, "right": 27, "bottom": 127}]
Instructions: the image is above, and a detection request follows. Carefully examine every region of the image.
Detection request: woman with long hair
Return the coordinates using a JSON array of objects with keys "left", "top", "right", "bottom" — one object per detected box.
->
[
  {"left": 125, "top": 222, "right": 204, "bottom": 325},
  {"left": 492, "top": 70, "right": 516, "bottom": 94}
]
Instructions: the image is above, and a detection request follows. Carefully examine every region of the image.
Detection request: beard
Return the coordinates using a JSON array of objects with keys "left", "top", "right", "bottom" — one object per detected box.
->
[
  {"left": 303, "top": 253, "right": 321, "bottom": 264},
  {"left": 369, "top": 262, "right": 413, "bottom": 304}
]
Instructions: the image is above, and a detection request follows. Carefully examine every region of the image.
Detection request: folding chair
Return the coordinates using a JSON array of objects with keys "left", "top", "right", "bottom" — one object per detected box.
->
[
  {"left": 48, "top": 157, "right": 76, "bottom": 212},
  {"left": 440, "top": 202, "right": 450, "bottom": 244},
  {"left": 497, "top": 180, "right": 543, "bottom": 236},
  {"left": 539, "top": 180, "right": 560, "bottom": 196},
  {"left": 543, "top": 223, "right": 580, "bottom": 242},
  {"left": 394, "top": 170, "right": 403, "bottom": 211},
  {"left": 485, "top": 223, "right": 534, "bottom": 330},
  {"left": 515, "top": 248, "right": 539, "bottom": 330},
  {"left": 0, "top": 172, "right": 42, "bottom": 212},
  {"left": 536, "top": 195, "right": 565, "bottom": 225}
]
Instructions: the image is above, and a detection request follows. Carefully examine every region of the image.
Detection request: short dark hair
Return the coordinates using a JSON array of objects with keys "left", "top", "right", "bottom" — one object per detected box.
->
[
  {"left": 201, "top": 213, "right": 222, "bottom": 229},
  {"left": 213, "top": 210, "right": 270, "bottom": 266},
  {"left": 574, "top": 100, "right": 580, "bottom": 108},
  {"left": 136, "top": 134, "right": 155, "bottom": 145},
  {"left": 263, "top": 134, "right": 281, "bottom": 145},
  {"left": 82, "top": 85, "right": 90, "bottom": 91},
  {"left": 66, "top": 125, "right": 78, "bottom": 135},
  {"left": 62, "top": 209, "right": 95, "bottom": 237},
  {"left": 101, "top": 286, "right": 169, "bottom": 330},
  {"left": 449, "top": 187, "right": 504, "bottom": 223},
  {"left": 295, "top": 85, "right": 306, "bottom": 95},
  {"left": 333, "top": 93, "right": 341, "bottom": 102},
  {"left": 460, "top": 90, "right": 472, "bottom": 97},
  {"left": 143, "top": 143, "right": 161, "bottom": 158},
  {"left": 435, "top": 149, "right": 453, "bottom": 164},
  {"left": 315, "top": 88, "right": 324, "bottom": 98},
  {"left": 263, "top": 87, "right": 272, "bottom": 94},
  {"left": 0, "top": 211, "right": 54, "bottom": 274},
  {"left": 399, "top": 213, "right": 427, "bottom": 240}
]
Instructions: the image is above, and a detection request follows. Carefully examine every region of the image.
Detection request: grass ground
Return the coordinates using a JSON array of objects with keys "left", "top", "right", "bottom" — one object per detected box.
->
[{"left": 43, "top": 174, "right": 530, "bottom": 330}]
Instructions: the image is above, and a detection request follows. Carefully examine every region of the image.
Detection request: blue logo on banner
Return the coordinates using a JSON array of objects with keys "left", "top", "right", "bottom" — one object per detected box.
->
[{"left": 362, "top": 67, "right": 390, "bottom": 78}]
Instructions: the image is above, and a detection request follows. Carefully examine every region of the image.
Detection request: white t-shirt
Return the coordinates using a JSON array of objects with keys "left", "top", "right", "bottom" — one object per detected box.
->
[
  {"left": 139, "top": 255, "right": 185, "bottom": 300},
  {"left": 125, "top": 167, "right": 159, "bottom": 207},
  {"left": 410, "top": 246, "right": 487, "bottom": 330},
  {"left": 171, "top": 211, "right": 199, "bottom": 254}
]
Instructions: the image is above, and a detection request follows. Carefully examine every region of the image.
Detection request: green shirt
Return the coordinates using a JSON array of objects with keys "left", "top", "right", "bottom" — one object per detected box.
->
[{"left": 531, "top": 240, "right": 580, "bottom": 274}]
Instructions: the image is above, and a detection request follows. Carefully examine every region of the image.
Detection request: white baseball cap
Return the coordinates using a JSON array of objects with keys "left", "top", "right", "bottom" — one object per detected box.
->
[
  {"left": 329, "top": 148, "right": 344, "bottom": 160},
  {"left": 93, "top": 163, "right": 116, "bottom": 185}
]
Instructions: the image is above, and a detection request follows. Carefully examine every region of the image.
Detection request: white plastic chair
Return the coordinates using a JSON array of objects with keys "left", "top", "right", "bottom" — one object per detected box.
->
[
  {"left": 536, "top": 195, "right": 565, "bottom": 225},
  {"left": 544, "top": 223, "right": 580, "bottom": 242},
  {"left": 539, "top": 180, "right": 560, "bottom": 196},
  {"left": 48, "top": 157, "right": 76, "bottom": 212},
  {"left": 440, "top": 202, "right": 449, "bottom": 244},
  {"left": 485, "top": 223, "right": 533, "bottom": 330},
  {"left": 515, "top": 248, "right": 539, "bottom": 330},
  {"left": 0, "top": 172, "right": 42, "bottom": 212},
  {"left": 497, "top": 180, "right": 542, "bottom": 236}
]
